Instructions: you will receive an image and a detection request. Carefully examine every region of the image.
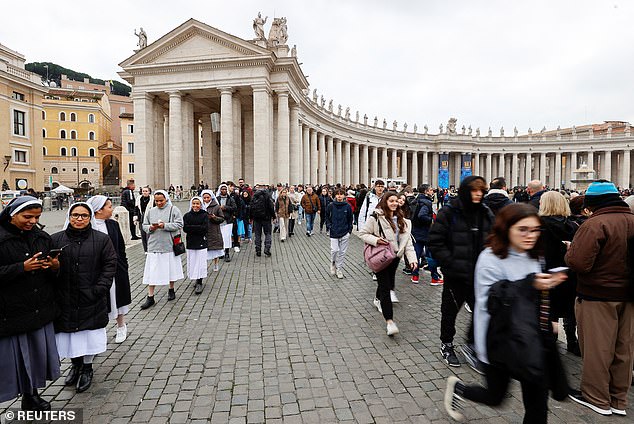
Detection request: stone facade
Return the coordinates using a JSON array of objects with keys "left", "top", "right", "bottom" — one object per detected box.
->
[
  {"left": 119, "top": 19, "right": 633, "bottom": 190},
  {"left": 0, "top": 43, "right": 47, "bottom": 191}
]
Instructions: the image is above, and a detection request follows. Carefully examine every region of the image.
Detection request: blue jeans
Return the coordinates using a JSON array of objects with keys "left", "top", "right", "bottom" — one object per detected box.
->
[
  {"left": 305, "top": 213, "right": 316, "bottom": 233},
  {"left": 412, "top": 240, "right": 441, "bottom": 280}
]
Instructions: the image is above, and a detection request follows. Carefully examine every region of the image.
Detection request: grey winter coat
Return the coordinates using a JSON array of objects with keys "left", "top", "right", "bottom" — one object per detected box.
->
[{"left": 142, "top": 204, "right": 184, "bottom": 253}]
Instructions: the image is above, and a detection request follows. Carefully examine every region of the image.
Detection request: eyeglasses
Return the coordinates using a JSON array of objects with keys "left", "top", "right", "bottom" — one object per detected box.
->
[
  {"left": 70, "top": 213, "right": 90, "bottom": 220},
  {"left": 513, "top": 226, "right": 542, "bottom": 236}
]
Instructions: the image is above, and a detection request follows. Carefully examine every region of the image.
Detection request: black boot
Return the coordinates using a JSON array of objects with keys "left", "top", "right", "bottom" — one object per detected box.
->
[
  {"left": 194, "top": 279, "right": 203, "bottom": 295},
  {"left": 224, "top": 249, "right": 231, "bottom": 262},
  {"left": 21, "top": 389, "right": 51, "bottom": 411},
  {"left": 140, "top": 295, "right": 155, "bottom": 310},
  {"left": 76, "top": 364, "right": 93, "bottom": 393},
  {"left": 64, "top": 357, "right": 83, "bottom": 386},
  {"left": 288, "top": 219, "right": 295, "bottom": 236},
  {"left": 168, "top": 288, "right": 176, "bottom": 301}
]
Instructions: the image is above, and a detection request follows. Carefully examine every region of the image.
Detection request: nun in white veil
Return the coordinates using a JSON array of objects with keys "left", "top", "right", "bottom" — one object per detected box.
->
[{"left": 86, "top": 195, "right": 132, "bottom": 343}]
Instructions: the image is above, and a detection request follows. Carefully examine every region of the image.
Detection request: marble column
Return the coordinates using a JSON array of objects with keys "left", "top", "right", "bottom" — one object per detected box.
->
[
  {"left": 335, "top": 138, "right": 343, "bottom": 183},
  {"left": 525, "top": 152, "right": 532, "bottom": 186},
  {"left": 352, "top": 143, "right": 360, "bottom": 185},
  {"left": 421, "top": 151, "right": 428, "bottom": 184},
  {"left": 411, "top": 152, "right": 418, "bottom": 188},
  {"left": 454, "top": 153, "right": 461, "bottom": 186},
  {"left": 360, "top": 144, "right": 369, "bottom": 185},
  {"left": 539, "top": 152, "right": 547, "bottom": 183},
  {"left": 133, "top": 92, "right": 155, "bottom": 187},
  {"left": 310, "top": 129, "right": 318, "bottom": 185},
  {"left": 201, "top": 114, "right": 213, "bottom": 187},
  {"left": 554, "top": 152, "right": 561, "bottom": 189},
  {"left": 370, "top": 147, "right": 378, "bottom": 179},
  {"left": 343, "top": 141, "right": 351, "bottom": 186},
  {"left": 153, "top": 100, "right": 165, "bottom": 188},
  {"left": 391, "top": 149, "right": 398, "bottom": 179},
  {"left": 182, "top": 98, "right": 195, "bottom": 188},
  {"left": 252, "top": 85, "right": 271, "bottom": 184},
  {"left": 233, "top": 94, "right": 243, "bottom": 180},
  {"left": 318, "top": 132, "right": 326, "bottom": 185},
  {"left": 289, "top": 105, "right": 300, "bottom": 184},
  {"left": 485, "top": 153, "right": 492, "bottom": 183},
  {"left": 604, "top": 150, "right": 612, "bottom": 181},
  {"left": 621, "top": 150, "right": 631, "bottom": 188},
  {"left": 167, "top": 91, "right": 182, "bottom": 187},
  {"left": 511, "top": 153, "right": 519, "bottom": 187},
  {"left": 400, "top": 150, "right": 408, "bottom": 182},
  {"left": 327, "top": 135, "right": 334, "bottom": 184},
  {"left": 381, "top": 148, "right": 388, "bottom": 179},
  {"left": 498, "top": 153, "right": 505, "bottom": 180},
  {"left": 432, "top": 152, "right": 439, "bottom": 188},
  {"left": 276, "top": 91, "right": 289, "bottom": 184},
  {"left": 587, "top": 151, "right": 594, "bottom": 177},
  {"left": 473, "top": 152, "right": 480, "bottom": 176},
  {"left": 219, "top": 87, "right": 234, "bottom": 182},
  {"left": 569, "top": 151, "right": 577, "bottom": 189},
  {"left": 302, "top": 125, "right": 310, "bottom": 184},
  {"left": 163, "top": 114, "right": 170, "bottom": 188}
]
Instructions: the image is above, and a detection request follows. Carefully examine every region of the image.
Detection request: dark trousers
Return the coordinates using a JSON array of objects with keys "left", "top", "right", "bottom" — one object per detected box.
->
[
  {"left": 463, "top": 363, "right": 548, "bottom": 424},
  {"left": 375, "top": 258, "right": 400, "bottom": 321},
  {"left": 232, "top": 221, "right": 241, "bottom": 248},
  {"left": 253, "top": 219, "right": 272, "bottom": 252},
  {"left": 440, "top": 279, "right": 474, "bottom": 344},
  {"left": 319, "top": 213, "right": 330, "bottom": 231},
  {"left": 141, "top": 229, "right": 148, "bottom": 252},
  {"left": 288, "top": 218, "right": 295, "bottom": 236},
  {"left": 127, "top": 208, "right": 138, "bottom": 238}
]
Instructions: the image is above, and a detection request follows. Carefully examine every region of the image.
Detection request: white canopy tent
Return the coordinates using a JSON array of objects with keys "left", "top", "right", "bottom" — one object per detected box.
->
[{"left": 52, "top": 184, "right": 74, "bottom": 194}]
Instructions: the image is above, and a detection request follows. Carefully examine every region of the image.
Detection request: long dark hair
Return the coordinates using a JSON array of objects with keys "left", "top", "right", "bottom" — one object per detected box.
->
[
  {"left": 376, "top": 191, "right": 406, "bottom": 233},
  {"left": 487, "top": 203, "right": 542, "bottom": 259}
]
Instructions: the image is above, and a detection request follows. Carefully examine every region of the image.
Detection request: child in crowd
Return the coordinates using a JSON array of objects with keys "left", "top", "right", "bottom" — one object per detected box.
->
[{"left": 326, "top": 188, "right": 354, "bottom": 278}]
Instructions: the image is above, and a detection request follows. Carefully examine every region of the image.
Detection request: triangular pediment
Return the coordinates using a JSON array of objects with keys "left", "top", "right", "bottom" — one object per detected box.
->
[{"left": 119, "top": 19, "right": 271, "bottom": 68}]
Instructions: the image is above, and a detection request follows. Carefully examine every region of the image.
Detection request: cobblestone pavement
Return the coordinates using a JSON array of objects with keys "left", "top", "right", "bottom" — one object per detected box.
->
[{"left": 2, "top": 210, "right": 632, "bottom": 423}]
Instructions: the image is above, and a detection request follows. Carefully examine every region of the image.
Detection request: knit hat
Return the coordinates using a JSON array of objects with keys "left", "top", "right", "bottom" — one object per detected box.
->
[{"left": 583, "top": 181, "right": 621, "bottom": 208}]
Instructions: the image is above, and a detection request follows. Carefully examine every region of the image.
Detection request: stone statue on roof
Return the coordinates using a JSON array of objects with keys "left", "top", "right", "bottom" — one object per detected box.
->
[
  {"left": 374, "top": 116, "right": 378, "bottom": 127},
  {"left": 413, "top": 124, "right": 417, "bottom": 134},
  {"left": 364, "top": 114, "right": 368, "bottom": 125},
  {"left": 461, "top": 125, "right": 466, "bottom": 135},
  {"left": 514, "top": 127, "right": 518, "bottom": 137},
  {"left": 338, "top": 104, "right": 342, "bottom": 116},
  {"left": 291, "top": 45, "right": 297, "bottom": 57},
  {"left": 134, "top": 27, "right": 147, "bottom": 50},
  {"left": 328, "top": 99, "right": 333, "bottom": 112},
  {"left": 468, "top": 125, "right": 472, "bottom": 136},
  {"left": 424, "top": 125, "right": 428, "bottom": 135},
  {"left": 355, "top": 111, "right": 359, "bottom": 123},
  {"left": 393, "top": 120, "right": 398, "bottom": 131},
  {"left": 383, "top": 119, "right": 387, "bottom": 130},
  {"left": 447, "top": 118, "right": 457, "bottom": 135},
  {"left": 312, "top": 89, "right": 317, "bottom": 103},
  {"left": 320, "top": 95, "right": 325, "bottom": 108},
  {"left": 268, "top": 17, "right": 288, "bottom": 46},
  {"left": 500, "top": 127, "right": 504, "bottom": 137},
  {"left": 488, "top": 127, "right": 492, "bottom": 137},
  {"left": 345, "top": 107, "right": 350, "bottom": 120},
  {"left": 253, "top": 13, "right": 268, "bottom": 40},
  {"left": 403, "top": 122, "right": 408, "bottom": 132},
  {"left": 476, "top": 127, "right": 480, "bottom": 137}
]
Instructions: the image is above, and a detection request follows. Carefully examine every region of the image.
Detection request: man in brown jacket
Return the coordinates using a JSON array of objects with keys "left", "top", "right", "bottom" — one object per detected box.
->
[
  {"left": 300, "top": 185, "right": 320, "bottom": 236},
  {"left": 565, "top": 180, "right": 634, "bottom": 416}
]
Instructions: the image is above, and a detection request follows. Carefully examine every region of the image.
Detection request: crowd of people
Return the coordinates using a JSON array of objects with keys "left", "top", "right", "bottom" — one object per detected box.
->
[{"left": 1, "top": 174, "right": 633, "bottom": 423}]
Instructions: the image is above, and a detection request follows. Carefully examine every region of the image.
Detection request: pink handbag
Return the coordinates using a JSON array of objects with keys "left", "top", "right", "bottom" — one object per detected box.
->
[{"left": 364, "top": 217, "right": 396, "bottom": 273}]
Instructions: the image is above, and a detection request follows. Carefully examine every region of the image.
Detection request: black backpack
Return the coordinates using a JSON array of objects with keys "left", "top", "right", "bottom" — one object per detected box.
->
[
  {"left": 408, "top": 195, "right": 422, "bottom": 223},
  {"left": 250, "top": 193, "right": 267, "bottom": 219}
]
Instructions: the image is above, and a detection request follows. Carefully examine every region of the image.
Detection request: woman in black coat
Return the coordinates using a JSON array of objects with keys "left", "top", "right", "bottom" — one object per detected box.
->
[
  {"left": 0, "top": 196, "right": 60, "bottom": 410},
  {"left": 87, "top": 195, "right": 132, "bottom": 344},
  {"left": 52, "top": 202, "right": 117, "bottom": 393},
  {"left": 183, "top": 196, "right": 209, "bottom": 295}
]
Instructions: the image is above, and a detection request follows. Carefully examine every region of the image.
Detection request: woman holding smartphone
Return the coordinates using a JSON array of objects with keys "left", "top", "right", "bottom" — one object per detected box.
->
[
  {"left": 444, "top": 203, "right": 567, "bottom": 423},
  {"left": 0, "top": 196, "right": 60, "bottom": 410},
  {"left": 52, "top": 202, "right": 117, "bottom": 393}
]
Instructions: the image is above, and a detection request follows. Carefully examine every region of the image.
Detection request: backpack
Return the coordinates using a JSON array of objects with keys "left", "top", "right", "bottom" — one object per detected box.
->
[
  {"left": 250, "top": 193, "right": 267, "bottom": 219},
  {"left": 409, "top": 195, "right": 423, "bottom": 225}
]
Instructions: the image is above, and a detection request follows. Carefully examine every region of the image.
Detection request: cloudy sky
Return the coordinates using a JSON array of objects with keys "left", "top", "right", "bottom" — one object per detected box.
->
[{"left": 3, "top": 0, "right": 632, "bottom": 134}]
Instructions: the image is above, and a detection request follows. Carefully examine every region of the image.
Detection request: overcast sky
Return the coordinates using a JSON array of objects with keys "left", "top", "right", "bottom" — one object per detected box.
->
[{"left": 3, "top": 0, "right": 632, "bottom": 134}]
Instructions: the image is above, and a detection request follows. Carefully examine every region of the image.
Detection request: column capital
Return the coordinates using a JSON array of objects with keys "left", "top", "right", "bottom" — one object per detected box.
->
[
  {"left": 275, "top": 89, "right": 289, "bottom": 98},
  {"left": 131, "top": 91, "right": 156, "bottom": 101},
  {"left": 218, "top": 86, "right": 234, "bottom": 95},
  {"left": 165, "top": 90, "right": 182, "bottom": 98},
  {"left": 251, "top": 84, "right": 270, "bottom": 94}
]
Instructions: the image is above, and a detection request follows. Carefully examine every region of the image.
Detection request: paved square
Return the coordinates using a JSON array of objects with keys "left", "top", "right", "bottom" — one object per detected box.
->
[{"left": 2, "top": 214, "right": 631, "bottom": 423}]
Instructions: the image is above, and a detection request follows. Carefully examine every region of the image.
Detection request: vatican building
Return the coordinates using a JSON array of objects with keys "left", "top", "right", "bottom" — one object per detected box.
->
[{"left": 119, "top": 17, "right": 633, "bottom": 190}]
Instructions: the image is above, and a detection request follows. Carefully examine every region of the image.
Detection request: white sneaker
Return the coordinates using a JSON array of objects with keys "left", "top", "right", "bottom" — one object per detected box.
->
[
  {"left": 330, "top": 262, "right": 336, "bottom": 275},
  {"left": 386, "top": 321, "right": 399, "bottom": 336},
  {"left": 390, "top": 290, "right": 399, "bottom": 303},
  {"left": 336, "top": 269, "right": 343, "bottom": 279},
  {"left": 213, "top": 264, "right": 219, "bottom": 272},
  {"left": 373, "top": 298, "right": 383, "bottom": 313},
  {"left": 234, "top": 246, "right": 240, "bottom": 253},
  {"left": 611, "top": 407, "right": 626, "bottom": 416},
  {"left": 115, "top": 324, "right": 127, "bottom": 343}
]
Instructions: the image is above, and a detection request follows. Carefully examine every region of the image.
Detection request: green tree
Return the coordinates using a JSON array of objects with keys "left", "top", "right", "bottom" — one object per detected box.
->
[{"left": 25, "top": 62, "right": 131, "bottom": 96}]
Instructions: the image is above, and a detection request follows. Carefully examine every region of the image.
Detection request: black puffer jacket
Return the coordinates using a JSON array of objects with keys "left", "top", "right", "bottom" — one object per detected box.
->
[
  {"left": 183, "top": 209, "right": 208, "bottom": 250},
  {"left": 105, "top": 219, "right": 132, "bottom": 310},
  {"left": 0, "top": 222, "right": 57, "bottom": 337},
  {"left": 216, "top": 195, "right": 237, "bottom": 224},
  {"left": 52, "top": 227, "right": 117, "bottom": 333},
  {"left": 483, "top": 189, "right": 513, "bottom": 216},
  {"left": 428, "top": 177, "right": 494, "bottom": 284}
]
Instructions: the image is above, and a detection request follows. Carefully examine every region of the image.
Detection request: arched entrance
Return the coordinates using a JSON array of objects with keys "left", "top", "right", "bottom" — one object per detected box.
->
[{"left": 102, "top": 155, "right": 120, "bottom": 186}]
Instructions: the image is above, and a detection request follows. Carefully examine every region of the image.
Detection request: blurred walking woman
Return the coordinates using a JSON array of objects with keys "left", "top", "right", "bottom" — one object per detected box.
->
[
  {"left": 444, "top": 203, "right": 568, "bottom": 423},
  {"left": 140, "top": 190, "right": 184, "bottom": 309},
  {"left": 52, "top": 202, "right": 117, "bottom": 393},
  {"left": 86, "top": 195, "right": 132, "bottom": 343},
  {"left": 359, "top": 191, "right": 417, "bottom": 336},
  {"left": 0, "top": 196, "right": 60, "bottom": 410}
]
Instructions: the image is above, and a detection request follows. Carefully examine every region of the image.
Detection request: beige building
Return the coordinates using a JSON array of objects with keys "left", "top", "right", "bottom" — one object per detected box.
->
[
  {"left": 120, "top": 112, "right": 135, "bottom": 183},
  {"left": 0, "top": 43, "right": 47, "bottom": 191},
  {"left": 119, "top": 18, "right": 634, "bottom": 190}
]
